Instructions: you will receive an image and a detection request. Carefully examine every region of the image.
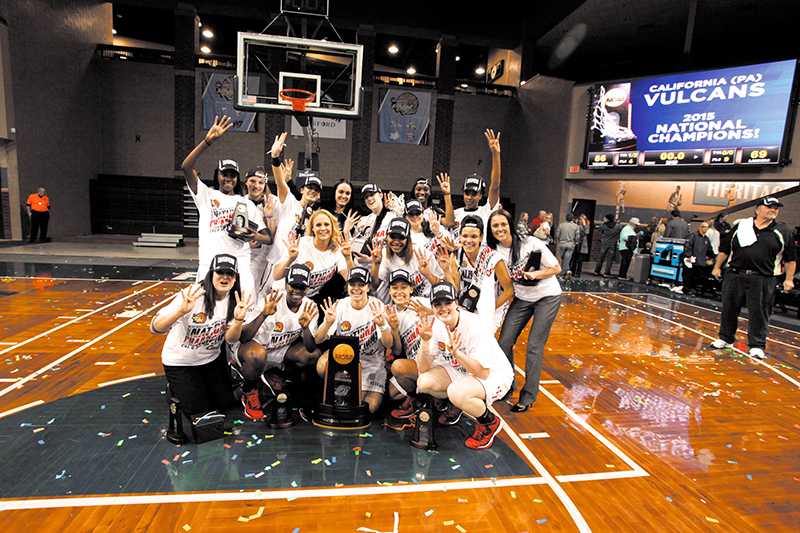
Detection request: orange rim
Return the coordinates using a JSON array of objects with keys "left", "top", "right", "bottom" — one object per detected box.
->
[{"left": 279, "top": 89, "right": 315, "bottom": 112}]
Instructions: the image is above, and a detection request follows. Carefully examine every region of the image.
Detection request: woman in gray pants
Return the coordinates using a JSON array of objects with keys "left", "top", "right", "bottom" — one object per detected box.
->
[{"left": 488, "top": 210, "right": 562, "bottom": 412}]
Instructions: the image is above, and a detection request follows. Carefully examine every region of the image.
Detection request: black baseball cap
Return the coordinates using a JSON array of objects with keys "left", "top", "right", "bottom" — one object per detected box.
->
[
  {"left": 761, "top": 197, "right": 784, "bottom": 208},
  {"left": 388, "top": 269, "right": 412, "bottom": 286},
  {"left": 430, "top": 282, "right": 457, "bottom": 305},
  {"left": 300, "top": 170, "right": 322, "bottom": 191},
  {"left": 218, "top": 159, "right": 240, "bottom": 176},
  {"left": 387, "top": 218, "right": 411, "bottom": 239},
  {"left": 414, "top": 177, "right": 430, "bottom": 187},
  {"left": 287, "top": 263, "right": 311, "bottom": 289},
  {"left": 463, "top": 175, "right": 484, "bottom": 193},
  {"left": 348, "top": 266, "right": 372, "bottom": 285},
  {"left": 245, "top": 166, "right": 269, "bottom": 180},
  {"left": 211, "top": 253, "right": 237, "bottom": 275},
  {"left": 361, "top": 183, "right": 382, "bottom": 197},
  {"left": 405, "top": 200, "right": 424, "bottom": 216},
  {"left": 460, "top": 214, "right": 484, "bottom": 234}
]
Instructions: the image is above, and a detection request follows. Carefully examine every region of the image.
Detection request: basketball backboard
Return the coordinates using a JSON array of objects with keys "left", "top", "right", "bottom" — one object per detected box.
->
[{"left": 235, "top": 33, "right": 363, "bottom": 119}]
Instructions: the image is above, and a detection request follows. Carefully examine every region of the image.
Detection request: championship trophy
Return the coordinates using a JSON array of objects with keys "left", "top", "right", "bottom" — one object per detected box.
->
[
  {"left": 227, "top": 202, "right": 256, "bottom": 241},
  {"left": 409, "top": 395, "right": 438, "bottom": 450},
  {"left": 312, "top": 335, "right": 371, "bottom": 430},
  {"left": 458, "top": 284, "right": 481, "bottom": 313}
]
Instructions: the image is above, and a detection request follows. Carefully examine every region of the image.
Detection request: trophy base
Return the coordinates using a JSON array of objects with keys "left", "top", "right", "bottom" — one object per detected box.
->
[
  {"left": 268, "top": 393, "right": 298, "bottom": 429},
  {"left": 312, "top": 402, "right": 371, "bottom": 430}
]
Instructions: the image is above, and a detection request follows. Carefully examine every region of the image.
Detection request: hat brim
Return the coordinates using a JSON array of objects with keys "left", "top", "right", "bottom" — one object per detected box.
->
[
  {"left": 214, "top": 267, "right": 236, "bottom": 276},
  {"left": 287, "top": 281, "right": 309, "bottom": 289},
  {"left": 348, "top": 276, "right": 369, "bottom": 284},
  {"left": 388, "top": 277, "right": 412, "bottom": 286},
  {"left": 431, "top": 296, "right": 455, "bottom": 305},
  {"left": 763, "top": 202, "right": 783, "bottom": 208}
]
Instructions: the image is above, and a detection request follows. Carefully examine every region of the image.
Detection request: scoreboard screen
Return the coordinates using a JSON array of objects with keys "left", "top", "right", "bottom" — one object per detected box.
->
[{"left": 584, "top": 60, "right": 797, "bottom": 169}]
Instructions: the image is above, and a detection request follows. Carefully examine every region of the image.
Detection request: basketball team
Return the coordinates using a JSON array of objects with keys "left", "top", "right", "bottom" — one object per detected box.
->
[{"left": 150, "top": 115, "right": 562, "bottom": 450}]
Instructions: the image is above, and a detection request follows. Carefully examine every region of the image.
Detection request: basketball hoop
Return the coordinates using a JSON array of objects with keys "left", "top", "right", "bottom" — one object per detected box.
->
[{"left": 279, "top": 89, "right": 315, "bottom": 112}]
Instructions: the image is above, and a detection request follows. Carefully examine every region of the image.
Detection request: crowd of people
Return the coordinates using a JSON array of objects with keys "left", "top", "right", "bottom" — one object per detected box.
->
[{"left": 151, "top": 116, "right": 564, "bottom": 450}]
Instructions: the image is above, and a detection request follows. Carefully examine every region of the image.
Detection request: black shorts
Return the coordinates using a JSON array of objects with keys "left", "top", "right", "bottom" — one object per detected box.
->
[{"left": 163, "top": 350, "right": 235, "bottom": 415}]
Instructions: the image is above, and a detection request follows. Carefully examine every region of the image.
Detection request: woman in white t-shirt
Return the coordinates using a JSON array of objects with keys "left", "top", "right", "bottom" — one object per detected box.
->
[
  {"left": 489, "top": 209, "right": 562, "bottom": 413},
  {"left": 415, "top": 281, "right": 513, "bottom": 449},
  {"left": 314, "top": 266, "right": 393, "bottom": 414},
  {"left": 350, "top": 183, "right": 400, "bottom": 260},
  {"left": 151, "top": 253, "right": 243, "bottom": 415},
  {"left": 180, "top": 116, "right": 272, "bottom": 295},
  {"left": 405, "top": 199, "right": 446, "bottom": 254},
  {"left": 370, "top": 217, "right": 443, "bottom": 302},
  {"left": 272, "top": 209, "right": 354, "bottom": 302},
  {"left": 243, "top": 166, "right": 281, "bottom": 293},
  {"left": 445, "top": 214, "right": 513, "bottom": 333}
]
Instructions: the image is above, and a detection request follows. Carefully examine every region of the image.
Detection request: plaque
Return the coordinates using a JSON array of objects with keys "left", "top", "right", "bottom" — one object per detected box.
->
[
  {"left": 409, "top": 395, "right": 438, "bottom": 450},
  {"left": 312, "top": 335, "right": 371, "bottom": 430},
  {"left": 518, "top": 250, "right": 542, "bottom": 286},
  {"left": 227, "top": 202, "right": 257, "bottom": 241},
  {"left": 458, "top": 284, "right": 481, "bottom": 313}
]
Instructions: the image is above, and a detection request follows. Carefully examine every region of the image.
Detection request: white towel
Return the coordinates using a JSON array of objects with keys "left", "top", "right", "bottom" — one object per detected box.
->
[{"left": 734, "top": 217, "right": 757, "bottom": 248}]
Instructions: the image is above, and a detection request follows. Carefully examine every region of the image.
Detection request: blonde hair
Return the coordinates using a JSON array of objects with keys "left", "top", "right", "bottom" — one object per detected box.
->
[{"left": 305, "top": 209, "right": 343, "bottom": 250}]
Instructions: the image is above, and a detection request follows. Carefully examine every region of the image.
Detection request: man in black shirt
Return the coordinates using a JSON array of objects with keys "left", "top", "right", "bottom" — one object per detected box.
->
[
  {"left": 709, "top": 197, "right": 797, "bottom": 359},
  {"left": 683, "top": 221, "right": 714, "bottom": 295}
]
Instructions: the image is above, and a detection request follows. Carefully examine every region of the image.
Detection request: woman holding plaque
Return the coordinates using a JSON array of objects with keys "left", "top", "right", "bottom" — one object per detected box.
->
[
  {"left": 490, "top": 209, "right": 562, "bottom": 412},
  {"left": 314, "top": 266, "right": 393, "bottom": 413}
]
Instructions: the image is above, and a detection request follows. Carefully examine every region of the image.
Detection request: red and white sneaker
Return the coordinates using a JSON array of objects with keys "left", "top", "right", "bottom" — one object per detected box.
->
[
  {"left": 390, "top": 397, "right": 416, "bottom": 419},
  {"left": 465, "top": 416, "right": 502, "bottom": 449},
  {"left": 437, "top": 403, "right": 462, "bottom": 426},
  {"left": 241, "top": 389, "right": 265, "bottom": 421}
]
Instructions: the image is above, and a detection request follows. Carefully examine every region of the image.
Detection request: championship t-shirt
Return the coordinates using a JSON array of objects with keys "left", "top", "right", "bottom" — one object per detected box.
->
[
  {"left": 428, "top": 309, "right": 513, "bottom": 381},
  {"left": 191, "top": 180, "right": 265, "bottom": 270},
  {"left": 352, "top": 212, "right": 397, "bottom": 256},
  {"left": 496, "top": 236, "right": 562, "bottom": 303},
  {"left": 378, "top": 248, "right": 443, "bottom": 298},
  {"left": 392, "top": 297, "right": 428, "bottom": 360},
  {"left": 268, "top": 192, "right": 308, "bottom": 262},
  {"left": 327, "top": 296, "right": 387, "bottom": 362},
  {"left": 457, "top": 245, "right": 503, "bottom": 326},
  {"left": 251, "top": 294, "right": 319, "bottom": 361},
  {"left": 453, "top": 199, "right": 500, "bottom": 242},
  {"left": 156, "top": 292, "right": 231, "bottom": 367},
  {"left": 288, "top": 236, "right": 348, "bottom": 297}
]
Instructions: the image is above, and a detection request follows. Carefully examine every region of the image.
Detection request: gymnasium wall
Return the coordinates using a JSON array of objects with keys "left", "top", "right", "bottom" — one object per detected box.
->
[{"left": 2, "top": 0, "right": 112, "bottom": 238}]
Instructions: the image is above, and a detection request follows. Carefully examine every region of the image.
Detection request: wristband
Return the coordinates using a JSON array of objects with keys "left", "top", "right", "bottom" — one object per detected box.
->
[
  {"left": 271, "top": 156, "right": 282, "bottom": 167},
  {"left": 204, "top": 138, "right": 213, "bottom": 146}
]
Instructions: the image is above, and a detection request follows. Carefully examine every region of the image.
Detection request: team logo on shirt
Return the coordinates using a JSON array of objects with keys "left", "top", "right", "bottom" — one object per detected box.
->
[
  {"left": 438, "top": 341, "right": 447, "bottom": 351},
  {"left": 211, "top": 199, "right": 220, "bottom": 208},
  {"left": 191, "top": 312, "right": 208, "bottom": 324},
  {"left": 341, "top": 321, "right": 351, "bottom": 332},
  {"left": 274, "top": 321, "right": 284, "bottom": 333},
  {"left": 305, "top": 261, "right": 315, "bottom": 270}
]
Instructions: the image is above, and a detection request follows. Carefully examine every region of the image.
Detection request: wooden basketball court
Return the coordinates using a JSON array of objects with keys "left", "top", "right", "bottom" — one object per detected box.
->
[{"left": 0, "top": 273, "right": 797, "bottom": 531}]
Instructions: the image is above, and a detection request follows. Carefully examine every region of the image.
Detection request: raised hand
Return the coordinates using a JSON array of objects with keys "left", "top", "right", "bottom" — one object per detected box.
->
[
  {"left": 434, "top": 247, "right": 451, "bottom": 273},
  {"left": 369, "top": 300, "right": 386, "bottom": 326},
  {"left": 386, "top": 305, "right": 399, "bottom": 331},
  {"left": 448, "top": 328, "right": 463, "bottom": 355},
  {"left": 484, "top": 128, "right": 501, "bottom": 153},
  {"left": 205, "top": 115, "right": 233, "bottom": 144},
  {"left": 426, "top": 209, "right": 442, "bottom": 235},
  {"left": 371, "top": 239, "right": 384, "bottom": 265},
  {"left": 418, "top": 314, "right": 434, "bottom": 341},
  {"left": 270, "top": 132, "right": 288, "bottom": 158},
  {"left": 179, "top": 284, "right": 206, "bottom": 314},
  {"left": 409, "top": 298, "right": 433, "bottom": 319},
  {"left": 262, "top": 289, "right": 284, "bottom": 316},
  {"left": 343, "top": 209, "right": 362, "bottom": 238},
  {"left": 233, "top": 291, "right": 253, "bottom": 321},
  {"left": 321, "top": 297, "right": 338, "bottom": 324},
  {"left": 283, "top": 233, "right": 299, "bottom": 259},
  {"left": 439, "top": 234, "right": 457, "bottom": 253},
  {"left": 436, "top": 173, "right": 451, "bottom": 195},
  {"left": 414, "top": 248, "right": 430, "bottom": 275},
  {"left": 282, "top": 158, "right": 295, "bottom": 178},
  {"left": 298, "top": 300, "right": 318, "bottom": 328},
  {"left": 339, "top": 237, "right": 353, "bottom": 259}
]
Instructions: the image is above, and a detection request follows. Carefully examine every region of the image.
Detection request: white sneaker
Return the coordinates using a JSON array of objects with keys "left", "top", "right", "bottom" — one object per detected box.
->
[
  {"left": 749, "top": 347, "right": 766, "bottom": 360},
  {"left": 709, "top": 339, "right": 731, "bottom": 349}
]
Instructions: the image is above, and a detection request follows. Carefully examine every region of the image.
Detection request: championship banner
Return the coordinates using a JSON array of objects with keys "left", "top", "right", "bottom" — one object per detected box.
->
[
  {"left": 202, "top": 72, "right": 257, "bottom": 132},
  {"left": 290, "top": 116, "right": 347, "bottom": 139},
  {"left": 586, "top": 60, "right": 797, "bottom": 168},
  {"left": 378, "top": 89, "right": 431, "bottom": 145},
  {"left": 692, "top": 181, "right": 799, "bottom": 207}
]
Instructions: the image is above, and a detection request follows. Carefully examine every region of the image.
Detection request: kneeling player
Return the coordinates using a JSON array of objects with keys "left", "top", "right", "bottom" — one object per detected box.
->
[
  {"left": 416, "top": 282, "right": 513, "bottom": 449},
  {"left": 228, "top": 264, "right": 320, "bottom": 420},
  {"left": 315, "top": 266, "right": 393, "bottom": 413}
]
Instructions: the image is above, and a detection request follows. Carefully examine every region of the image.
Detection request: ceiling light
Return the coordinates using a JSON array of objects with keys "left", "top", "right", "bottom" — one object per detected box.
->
[
  {"left": 112, "top": 28, "right": 117, "bottom": 35},
  {"left": 388, "top": 44, "right": 399, "bottom": 55},
  {"left": 200, "top": 45, "right": 211, "bottom": 55},
  {"left": 406, "top": 66, "right": 416, "bottom": 75},
  {"left": 455, "top": 56, "right": 460, "bottom": 61},
  {"left": 460, "top": 83, "right": 468, "bottom": 88},
  {"left": 202, "top": 29, "right": 214, "bottom": 39},
  {"left": 198, "top": 21, "right": 202, "bottom": 28},
  {"left": 520, "top": 80, "right": 527, "bottom": 86},
  {"left": 475, "top": 66, "right": 486, "bottom": 75}
]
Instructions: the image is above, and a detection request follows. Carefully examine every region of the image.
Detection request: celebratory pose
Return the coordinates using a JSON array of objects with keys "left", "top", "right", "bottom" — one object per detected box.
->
[
  {"left": 314, "top": 267, "right": 394, "bottom": 413},
  {"left": 151, "top": 254, "right": 242, "bottom": 415},
  {"left": 181, "top": 116, "right": 272, "bottom": 294},
  {"left": 243, "top": 166, "right": 280, "bottom": 292},
  {"left": 350, "top": 183, "right": 402, "bottom": 257},
  {"left": 489, "top": 210, "right": 562, "bottom": 411},
  {"left": 415, "top": 282, "right": 514, "bottom": 449}
]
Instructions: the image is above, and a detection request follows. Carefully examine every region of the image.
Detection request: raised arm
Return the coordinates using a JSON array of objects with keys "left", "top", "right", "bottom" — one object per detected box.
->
[
  {"left": 269, "top": 132, "right": 289, "bottom": 202},
  {"left": 181, "top": 115, "right": 233, "bottom": 195},
  {"left": 485, "top": 129, "right": 502, "bottom": 208},
  {"left": 414, "top": 315, "right": 435, "bottom": 374},
  {"left": 151, "top": 285, "right": 206, "bottom": 334},
  {"left": 436, "top": 173, "right": 454, "bottom": 228},
  {"left": 271, "top": 234, "right": 300, "bottom": 282}
]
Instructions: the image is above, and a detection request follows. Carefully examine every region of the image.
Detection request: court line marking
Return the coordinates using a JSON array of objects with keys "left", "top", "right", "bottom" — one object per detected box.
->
[
  {"left": 514, "top": 365, "right": 649, "bottom": 477},
  {"left": 586, "top": 293, "right": 800, "bottom": 389},
  {"left": 519, "top": 432, "right": 550, "bottom": 439},
  {"left": 612, "top": 293, "right": 800, "bottom": 351},
  {"left": 0, "top": 476, "right": 550, "bottom": 511},
  {"left": 94, "top": 362, "right": 115, "bottom": 366},
  {"left": 0, "top": 400, "right": 44, "bottom": 419},
  {"left": 0, "top": 282, "right": 164, "bottom": 356},
  {"left": 0, "top": 276, "right": 190, "bottom": 284},
  {"left": 0, "top": 295, "right": 174, "bottom": 398},
  {"left": 0, "top": 342, "right": 17, "bottom": 346},
  {"left": 494, "top": 409, "right": 591, "bottom": 532},
  {"left": 540, "top": 379, "right": 561, "bottom": 384},
  {"left": 557, "top": 470, "right": 649, "bottom": 483},
  {"left": 0, "top": 378, "right": 21, "bottom": 383},
  {"left": 630, "top": 292, "right": 800, "bottom": 336},
  {"left": 97, "top": 373, "right": 157, "bottom": 388}
]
